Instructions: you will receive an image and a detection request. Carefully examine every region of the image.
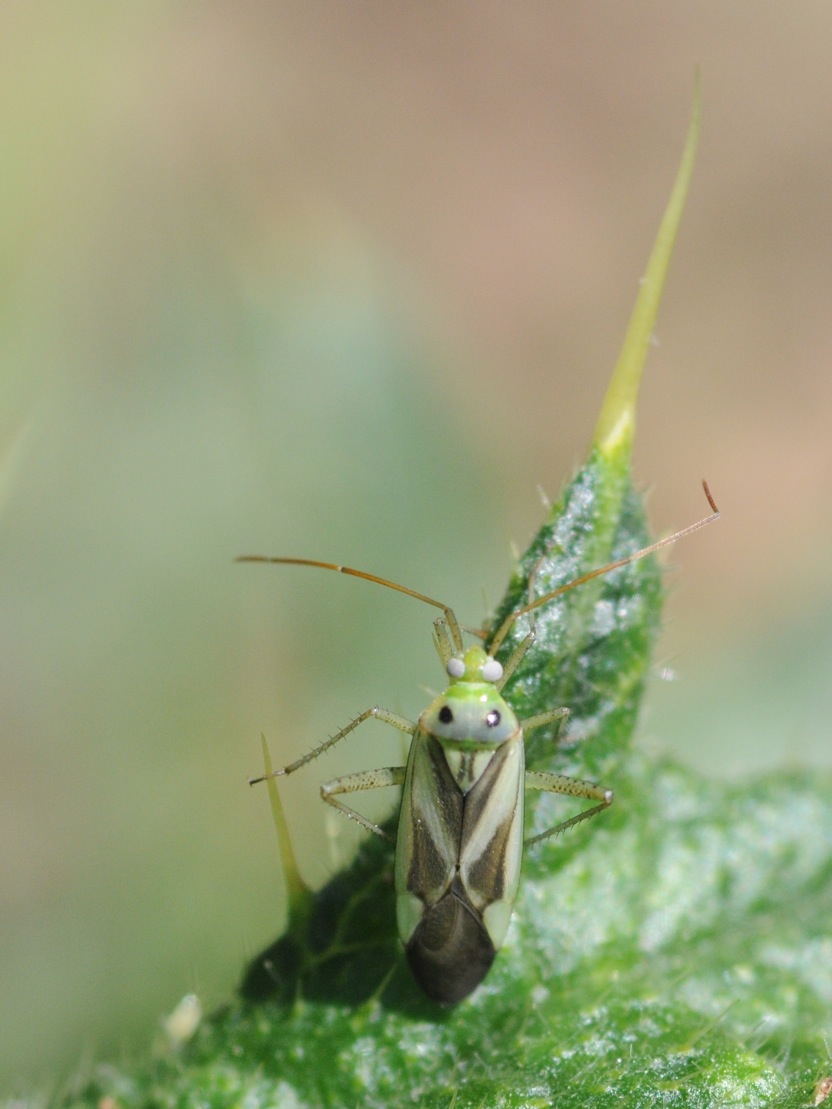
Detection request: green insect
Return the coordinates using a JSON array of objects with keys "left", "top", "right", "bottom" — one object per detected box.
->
[{"left": 241, "top": 483, "right": 718, "bottom": 1005}]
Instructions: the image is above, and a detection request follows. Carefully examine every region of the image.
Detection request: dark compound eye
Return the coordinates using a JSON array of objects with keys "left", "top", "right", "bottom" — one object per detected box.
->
[
  {"left": 438, "top": 706, "right": 454, "bottom": 724},
  {"left": 485, "top": 710, "right": 501, "bottom": 728}
]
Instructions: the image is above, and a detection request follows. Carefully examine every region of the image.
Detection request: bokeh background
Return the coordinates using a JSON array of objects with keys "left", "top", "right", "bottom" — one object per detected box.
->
[{"left": 3, "top": 4, "right": 832, "bottom": 1097}]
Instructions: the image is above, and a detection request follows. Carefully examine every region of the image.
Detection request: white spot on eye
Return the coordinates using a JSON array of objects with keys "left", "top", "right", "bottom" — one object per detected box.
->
[
  {"left": 447, "top": 658, "right": 465, "bottom": 678},
  {"left": 481, "top": 658, "right": 503, "bottom": 682}
]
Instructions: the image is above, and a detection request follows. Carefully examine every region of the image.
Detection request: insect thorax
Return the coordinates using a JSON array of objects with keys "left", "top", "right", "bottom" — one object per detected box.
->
[{"left": 419, "top": 681, "right": 520, "bottom": 793}]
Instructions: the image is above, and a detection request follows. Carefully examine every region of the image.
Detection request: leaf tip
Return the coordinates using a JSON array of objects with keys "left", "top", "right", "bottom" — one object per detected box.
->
[{"left": 592, "top": 77, "right": 701, "bottom": 463}]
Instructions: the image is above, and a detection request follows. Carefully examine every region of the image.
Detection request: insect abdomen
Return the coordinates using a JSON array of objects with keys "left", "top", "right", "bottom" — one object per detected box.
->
[{"left": 405, "top": 877, "right": 495, "bottom": 1005}]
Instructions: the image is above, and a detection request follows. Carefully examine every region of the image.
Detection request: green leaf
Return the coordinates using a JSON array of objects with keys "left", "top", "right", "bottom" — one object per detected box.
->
[
  {"left": 63, "top": 756, "right": 832, "bottom": 1109},
  {"left": 55, "top": 83, "right": 831, "bottom": 1109}
]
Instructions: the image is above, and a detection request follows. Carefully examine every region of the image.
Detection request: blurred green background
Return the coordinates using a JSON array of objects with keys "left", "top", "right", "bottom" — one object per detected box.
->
[{"left": 3, "top": 4, "right": 832, "bottom": 1098}]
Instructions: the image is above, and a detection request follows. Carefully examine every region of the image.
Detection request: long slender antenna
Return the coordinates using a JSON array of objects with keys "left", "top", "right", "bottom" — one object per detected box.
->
[
  {"left": 235, "top": 555, "right": 465, "bottom": 653},
  {"left": 487, "top": 480, "right": 719, "bottom": 657},
  {"left": 238, "top": 482, "right": 719, "bottom": 663}
]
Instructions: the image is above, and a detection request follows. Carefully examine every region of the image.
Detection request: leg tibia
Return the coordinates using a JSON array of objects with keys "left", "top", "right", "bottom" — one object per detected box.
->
[
  {"left": 321, "top": 765, "right": 407, "bottom": 841},
  {"left": 523, "top": 770, "right": 613, "bottom": 847},
  {"left": 256, "top": 706, "right": 414, "bottom": 780}
]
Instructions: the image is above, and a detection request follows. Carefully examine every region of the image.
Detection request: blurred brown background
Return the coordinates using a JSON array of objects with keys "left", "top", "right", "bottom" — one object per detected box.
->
[{"left": 2, "top": 3, "right": 831, "bottom": 1096}]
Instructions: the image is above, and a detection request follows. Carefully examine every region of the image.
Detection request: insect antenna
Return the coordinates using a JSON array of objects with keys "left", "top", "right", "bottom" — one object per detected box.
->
[
  {"left": 487, "top": 480, "right": 720, "bottom": 658},
  {"left": 235, "top": 555, "right": 466, "bottom": 654}
]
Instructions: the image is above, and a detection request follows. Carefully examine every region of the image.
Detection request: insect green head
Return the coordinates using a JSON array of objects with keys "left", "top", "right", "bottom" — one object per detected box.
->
[{"left": 419, "top": 646, "right": 518, "bottom": 750}]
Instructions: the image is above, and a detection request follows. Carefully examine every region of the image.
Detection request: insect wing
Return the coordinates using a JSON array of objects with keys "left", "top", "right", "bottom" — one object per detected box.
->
[
  {"left": 395, "top": 726, "right": 525, "bottom": 1004},
  {"left": 458, "top": 732, "right": 525, "bottom": 951}
]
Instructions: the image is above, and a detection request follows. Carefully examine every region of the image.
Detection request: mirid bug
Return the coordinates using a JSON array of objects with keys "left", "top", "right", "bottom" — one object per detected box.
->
[{"left": 240, "top": 482, "right": 719, "bottom": 1005}]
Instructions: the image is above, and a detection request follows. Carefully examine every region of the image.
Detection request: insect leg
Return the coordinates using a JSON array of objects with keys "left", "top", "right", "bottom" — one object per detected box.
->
[
  {"left": 496, "top": 630, "right": 536, "bottom": 689},
  {"left": 522, "top": 770, "right": 613, "bottom": 847},
  {"left": 250, "top": 706, "right": 414, "bottom": 781},
  {"left": 321, "top": 765, "right": 407, "bottom": 842},
  {"left": 519, "top": 706, "right": 569, "bottom": 733},
  {"left": 432, "top": 618, "right": 456, "bottom": 667},
  {"left": 495, "top": 545, "right": 553, "bottom": 688}
]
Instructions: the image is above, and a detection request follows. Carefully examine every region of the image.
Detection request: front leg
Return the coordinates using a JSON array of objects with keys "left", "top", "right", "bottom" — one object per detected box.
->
[
  {"left": 250, "top": 705, "right": 415, "bottom": 781},
  {"left": 250, "top": 705, "right": 416, "bottom": 843}
]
